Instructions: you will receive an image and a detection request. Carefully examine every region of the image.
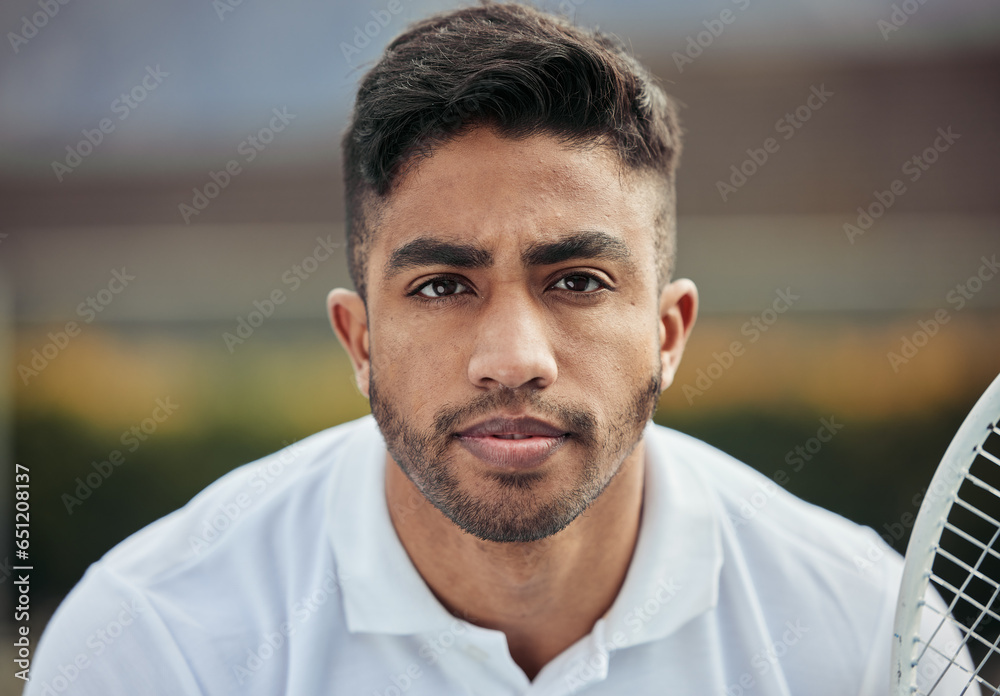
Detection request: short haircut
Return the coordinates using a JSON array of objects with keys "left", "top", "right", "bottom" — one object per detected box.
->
[{"left": 341, "top": 0, "right": 683, "bottom": 301}]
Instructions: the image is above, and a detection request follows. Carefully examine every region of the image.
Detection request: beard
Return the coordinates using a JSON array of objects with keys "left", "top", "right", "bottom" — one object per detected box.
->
[{"left": 369, "top": 362, "right": 661, "bottom": 543}]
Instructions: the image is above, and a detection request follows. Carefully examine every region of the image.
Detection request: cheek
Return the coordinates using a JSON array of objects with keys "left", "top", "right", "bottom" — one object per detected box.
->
[
  {"left": 371, "top": 311, "right": 468, "bottom": 390},
  {"left": 552, "top": 304, "right": 658, "bottom": 392}
]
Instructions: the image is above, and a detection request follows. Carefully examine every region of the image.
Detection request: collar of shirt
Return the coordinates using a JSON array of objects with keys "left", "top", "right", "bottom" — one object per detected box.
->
[{"left": 325, "top": 415, "right": 723, "bottom": 652}]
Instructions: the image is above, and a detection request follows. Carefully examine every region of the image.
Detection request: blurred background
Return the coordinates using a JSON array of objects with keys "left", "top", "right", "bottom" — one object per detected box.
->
[{"left": 1, "top": 0, "right": 999, "bottom": 692}]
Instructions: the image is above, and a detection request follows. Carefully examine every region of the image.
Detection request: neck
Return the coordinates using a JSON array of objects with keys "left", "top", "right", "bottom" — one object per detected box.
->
[{"left": 384, "top": 442, "right": 646, "bottom": 681}]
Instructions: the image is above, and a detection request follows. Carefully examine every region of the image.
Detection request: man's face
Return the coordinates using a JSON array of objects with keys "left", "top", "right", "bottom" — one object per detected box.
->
[{"left": 358, "top": 127, "right": 671, "bottom": 542}]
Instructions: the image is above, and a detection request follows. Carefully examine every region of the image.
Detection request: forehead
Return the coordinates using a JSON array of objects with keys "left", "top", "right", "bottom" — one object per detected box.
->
[{"left": 371, "top": 127, "right": 660, "bottom": 263}]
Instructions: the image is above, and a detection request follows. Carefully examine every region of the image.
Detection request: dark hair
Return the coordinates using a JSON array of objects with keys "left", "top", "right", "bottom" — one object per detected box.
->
[{"left": 341, "top": 0, "right": 683, "bottom": 301}]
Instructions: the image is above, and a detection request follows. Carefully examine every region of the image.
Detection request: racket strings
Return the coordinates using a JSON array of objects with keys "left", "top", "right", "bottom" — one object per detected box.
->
[
  {"left": 925, "top": 575, "right": 1000, "bottom": 636},
  {"left": 918, "top": 577, "right": 1000, "bottom": 695},
  {"left": 935, "top": 549, "right": 1000, "bottom": 600},
  {"left": 912, "top": 423, "right": 1000, "bottom": 695},
  {"left": 920, "top": 593, "right": 1000, "bottom": 665},
  {"left": 953, "top": 497, "right": 1000, "bottom": 533},
  {"left": 912, "top": 609, "right": 987, "bottom": 696},
  {"left": 915, "top": 458, "right": 1000, "bottom": 658},
  {"left": 943, "top": 523, "right": 1000, "bottom": 567}
]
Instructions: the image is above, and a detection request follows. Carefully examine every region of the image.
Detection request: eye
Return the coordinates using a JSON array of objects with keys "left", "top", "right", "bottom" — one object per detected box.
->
[
  {"left": 552, "top": 274, "right": 604, "bottom": 293},
  {"left": 413, "top": 277, "right": 470, "bottom": 299}
]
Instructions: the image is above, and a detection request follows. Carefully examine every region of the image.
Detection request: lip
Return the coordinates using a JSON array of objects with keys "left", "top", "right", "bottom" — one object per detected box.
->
[{"left": 456, "top": 416, "right": 570, "bottom": 470}]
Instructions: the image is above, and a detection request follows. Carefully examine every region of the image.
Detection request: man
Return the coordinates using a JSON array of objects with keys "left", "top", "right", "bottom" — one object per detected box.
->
[{"left": 28, "top": 3, "right": 966, "bottom": 695}]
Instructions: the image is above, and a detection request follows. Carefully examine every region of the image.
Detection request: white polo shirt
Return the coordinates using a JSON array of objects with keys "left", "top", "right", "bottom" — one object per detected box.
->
[{"left": 25, "top": 415, "right": 960, "bottom": 695}]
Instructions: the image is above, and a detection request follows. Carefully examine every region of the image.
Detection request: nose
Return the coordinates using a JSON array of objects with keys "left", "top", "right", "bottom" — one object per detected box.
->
[{"left": 467, "top": 291, "right": 558, "bottom": 390}]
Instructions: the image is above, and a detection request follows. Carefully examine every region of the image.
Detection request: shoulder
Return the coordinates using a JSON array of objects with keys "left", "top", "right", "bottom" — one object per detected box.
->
[
  {"left": 645, "top": 423, "right": 900, "bottom": 693},
  {"left": 29, "top": 416, "right": 381, "bottom": 695},
  {"left": 25, "top": 564, "right": 205, "bottom": 695},
  {"left": 97, "top": 414, "right": 378, "bottom": 584},
  {"left": 647, "top": 422, "right": 898, "bottom": 585}
]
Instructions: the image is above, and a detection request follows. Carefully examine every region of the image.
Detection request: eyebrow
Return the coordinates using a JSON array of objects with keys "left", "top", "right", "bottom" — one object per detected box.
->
[
  {"left": 521, "top": 230, "right": 633, "bottom": 268},
  {"left": 383, "top": 230, "right": 634, "bottom": 280},
  {"left": 384, "top": 238, "right": 494, "bottom": 280}
]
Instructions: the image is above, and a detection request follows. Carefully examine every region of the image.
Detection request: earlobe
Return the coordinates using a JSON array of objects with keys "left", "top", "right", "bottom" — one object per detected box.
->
[
  {"left": 657, "top": 279, "right": 699, "bottom": 391},
  {"left": 327, "top": 289, "right": 371, "bottom": 397}
]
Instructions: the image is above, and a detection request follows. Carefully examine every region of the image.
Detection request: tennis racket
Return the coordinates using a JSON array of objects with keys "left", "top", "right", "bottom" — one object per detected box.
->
[{"left": 892, "top": 371, "right": 1000, "bottom": 695}]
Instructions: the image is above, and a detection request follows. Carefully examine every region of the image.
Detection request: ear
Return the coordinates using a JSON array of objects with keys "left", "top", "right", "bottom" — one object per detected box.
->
[
  {"left": 657, "top": 278, "right": 698, "bottom": 392},
  {"left": 327, "top": 288, "right": 370, "bottom": 397}
]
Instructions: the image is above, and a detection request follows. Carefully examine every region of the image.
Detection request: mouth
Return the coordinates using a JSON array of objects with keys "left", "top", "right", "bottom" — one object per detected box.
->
[{"left": 455, "top": 416, "right": 571, "bottom": 470}]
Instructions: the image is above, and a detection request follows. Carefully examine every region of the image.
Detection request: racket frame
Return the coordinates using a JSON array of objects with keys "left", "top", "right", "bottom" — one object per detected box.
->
[{"left": 892, "top": 373, "right": 1000, "bottom": 694}]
